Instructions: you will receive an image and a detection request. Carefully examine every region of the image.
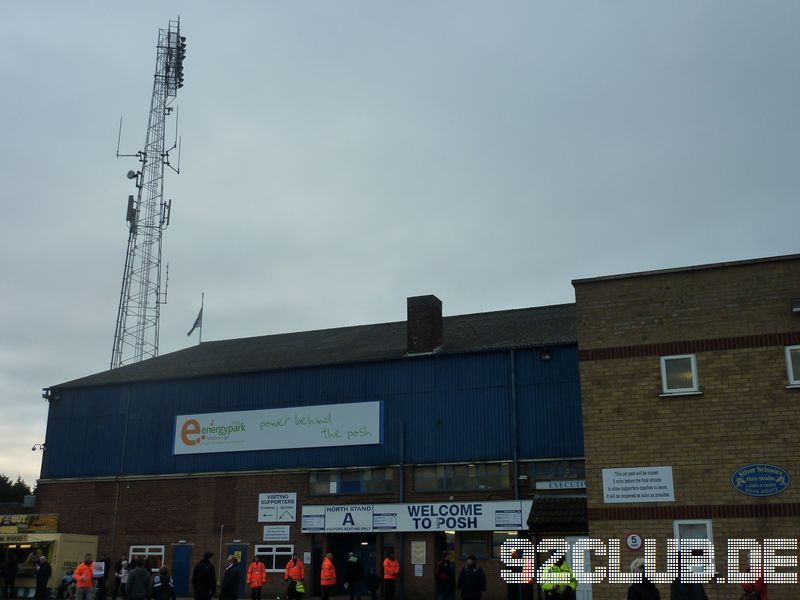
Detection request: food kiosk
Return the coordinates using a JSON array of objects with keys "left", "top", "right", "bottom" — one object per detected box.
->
[{"left": 0, "top": 514, "right": 97, "bottom": 597}]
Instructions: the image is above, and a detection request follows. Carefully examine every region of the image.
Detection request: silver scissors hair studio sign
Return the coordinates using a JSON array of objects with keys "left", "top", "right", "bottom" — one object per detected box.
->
[{"left": 731, "top": 464, "right": 791, "bottom": 497}]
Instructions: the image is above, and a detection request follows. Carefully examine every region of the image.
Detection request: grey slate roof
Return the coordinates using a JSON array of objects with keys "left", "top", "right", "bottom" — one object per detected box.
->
[{"left": 53, "top": 302, "right": 576, "bottom": 390}]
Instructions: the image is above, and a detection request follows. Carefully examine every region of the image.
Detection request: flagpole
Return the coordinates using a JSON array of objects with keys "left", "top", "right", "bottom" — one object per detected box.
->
[{"left": 199, "top": 292, "right": 204, "bottom": 345}]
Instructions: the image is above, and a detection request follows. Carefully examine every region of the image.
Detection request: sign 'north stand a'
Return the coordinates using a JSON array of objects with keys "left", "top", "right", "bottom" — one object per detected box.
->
[{"left": 301, "top": 500, "right": 534, "bottom": 533}]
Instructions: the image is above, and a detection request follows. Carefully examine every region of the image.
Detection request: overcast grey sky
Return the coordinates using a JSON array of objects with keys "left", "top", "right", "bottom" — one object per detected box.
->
[{"left": 1, "top": 1, "right": 798, "bottom": 486}]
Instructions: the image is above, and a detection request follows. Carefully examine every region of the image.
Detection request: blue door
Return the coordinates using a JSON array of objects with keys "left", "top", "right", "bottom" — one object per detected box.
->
[
  {"left": 172, "top": 545, "right": 192, "bottom": 596},
  {"left": 226, "top": 544, "right": 248, "bottom": 599}
]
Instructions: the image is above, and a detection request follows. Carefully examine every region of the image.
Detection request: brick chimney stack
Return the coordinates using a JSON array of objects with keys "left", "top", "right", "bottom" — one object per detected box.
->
[{"left": 406, "top": 295, "right": 443, "bottom": 354}]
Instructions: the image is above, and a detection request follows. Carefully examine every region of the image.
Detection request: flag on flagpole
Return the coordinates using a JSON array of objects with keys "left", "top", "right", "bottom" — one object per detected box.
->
[{"left": 187, "top": 306, "right": 203, "bottom": 336}]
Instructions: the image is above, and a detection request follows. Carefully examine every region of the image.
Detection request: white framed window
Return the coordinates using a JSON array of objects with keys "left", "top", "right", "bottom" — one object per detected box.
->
[
  {"left": 660, "top": 354, "right": 699, "bottom": 394},
  {"left": 129, "top": 545, "right": 165, "bottom": 573},
  {"left": 786, "top": 346, "right": 800, "bottom": 385},
  {"left": 673, "top": 520, "right": 713, "bottom": 576},
  {"left": 254, "top": 544, "right": 293, "bottom": 573}
]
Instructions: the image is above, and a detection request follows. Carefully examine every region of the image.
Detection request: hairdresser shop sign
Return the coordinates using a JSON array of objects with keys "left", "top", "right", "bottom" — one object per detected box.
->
[
  {"left": 731, "top": 464, "right": 790, "bottom": 497},
  {"left": 174, "top": 401, "right": 383, "bottom": 455}
]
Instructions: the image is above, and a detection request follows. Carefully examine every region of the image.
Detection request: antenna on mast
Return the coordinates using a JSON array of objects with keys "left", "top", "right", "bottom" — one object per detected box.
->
[{"left": 110, "top": 18, "right": 187, "bottom": 369}]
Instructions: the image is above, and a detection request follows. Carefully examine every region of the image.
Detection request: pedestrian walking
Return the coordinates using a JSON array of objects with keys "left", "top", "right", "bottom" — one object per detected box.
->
[
  {"left": 456, "top": 555, "right": 486, "bottom": 600},
  {"left": 740, "top": 555, "right": 767, "bottom": 600},
  {"left": 126, "top": 559, "right": 151, "bottom": 600},
  {"left": 382, "top": 552, "right": 399, "bottom": 600},
  {"left": 75, "top": 554, "right": 97, "bottom": 600},
  {"left": 626, "top": 558, "right": 659, "bottom": 600},
  {"left": 320, "top": 553, "right": 336, "bottom": 600},
  {"left": 435, "top": 551, "right": 455, "bottom": 600},
  {"left": 4, "top": 556, "right": 18, "bottom": 600},
  {"left": 669, "top": 571, "right": 707, "bottom": 600},
  {"left": 192, "top": 552, "right": 217, "bottom": 600},
  {"left": 111, "top": 554, "right": 128, "bottom": 600},
  {"left": 219, "top": 556, "right": 240, "bottom": 600},
  {"left": 365, "top": 569, "right": 379, "bottom": 600},
  {"left": 344, "top": 553, "right": 364, "bottom": 600},
  {"left": 246, "top": 557, "right": 266, "bottom": 600},
  {"left": 150, "top": 567, "right": 176, "bottom": 600},
  {"left": 98, "top": 555, "right": 112, "bottom": 600},
  {"left": 113, "top": 558, "right": 129, "bottom": 600},
  {"left": 36, "top": 556, "right": 53, "bottom": 600},
  {"left": 57, "top": 568, "right": 76, "bottom": 600}
]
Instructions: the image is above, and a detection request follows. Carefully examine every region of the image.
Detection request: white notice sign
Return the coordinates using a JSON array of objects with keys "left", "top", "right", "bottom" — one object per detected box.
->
[
  {"left": 259, "top": 493, "right": 297, "bottom": 522},
  {"left": 602, "top": 466, "right": 675, "bottom": 503},
  {"left": 263, "top": 526, "right": 290, "bottom": 541}
]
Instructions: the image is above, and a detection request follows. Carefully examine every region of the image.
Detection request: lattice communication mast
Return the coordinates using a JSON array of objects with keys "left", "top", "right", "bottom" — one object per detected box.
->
[{"left": 110, "top": 19, "right": 187, "bottom": 369}]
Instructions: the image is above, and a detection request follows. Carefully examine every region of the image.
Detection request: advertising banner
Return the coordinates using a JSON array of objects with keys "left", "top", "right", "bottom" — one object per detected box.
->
[
  {"left": 301, "top": 500, "right": 534, "bottom": 533},
  {"left": 174, "top": 401, "right": 383, "bottom": 455},
  {"left": 0, "top": 514, "right": 58, "bottom": 534}
]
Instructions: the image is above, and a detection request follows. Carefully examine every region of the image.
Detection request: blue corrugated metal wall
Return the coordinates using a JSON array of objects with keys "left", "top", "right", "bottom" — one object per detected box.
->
[{"left": 42, "top": 346, "right": 582, "bottom": 478}]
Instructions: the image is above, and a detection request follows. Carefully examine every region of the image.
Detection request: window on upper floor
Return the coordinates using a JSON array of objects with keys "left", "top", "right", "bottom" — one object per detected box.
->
[
  {"left": 309, "top": 468, "right": 393, "bottom": 495},
  {"left": 786, "top": 346, "right": 800, "bottom": 386},
  {"left": 660, "top": 354, "right": 699, "bottom": 395},
  {"left": 413, "top": 463, "right": 511, "bottom": 492},
  {"left": 527, "top": 459, "right": 585, "bottom": 482},
  {"left": 254, "top": 545, "right": 294, "bottom": 573}
]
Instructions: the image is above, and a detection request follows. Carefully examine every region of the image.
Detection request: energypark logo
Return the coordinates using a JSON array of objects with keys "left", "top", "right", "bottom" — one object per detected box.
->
[
  {"left": 179, "top": 417, "right": 247, "bottom": 446},
  {"left": 499, "top": 538, "right": 800, "bottom": 585}
]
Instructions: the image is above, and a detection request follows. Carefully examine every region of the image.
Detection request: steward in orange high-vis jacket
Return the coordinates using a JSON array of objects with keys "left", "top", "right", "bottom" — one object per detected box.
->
[
  {"left": 383, "top": 552, "right": 400, "bottom": 600},
  {"left": 321, "top": 553, "right": 336, "bottom": 600},
  {"left": 246, "top": 557, "right": 267, "bottom": 600},
  {"left": 284, "top": 553, "right": 305, "bottom": 582},
  {"left": 73, "top": 554, "right": 96, "bottom": 600}
]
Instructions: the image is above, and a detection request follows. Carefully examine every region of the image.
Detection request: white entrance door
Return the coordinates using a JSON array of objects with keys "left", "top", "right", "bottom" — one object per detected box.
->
[{"left": 564, "top": 537, "right": 593, "bottom": 600}]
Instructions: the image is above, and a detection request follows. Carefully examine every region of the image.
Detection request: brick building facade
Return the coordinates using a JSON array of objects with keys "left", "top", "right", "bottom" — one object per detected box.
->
[
  {"left": 574, "top": 254, "right": 800, "bottom": 600},
  {"left": 36, "top": 297, "right": 585, "bottom": 600}
]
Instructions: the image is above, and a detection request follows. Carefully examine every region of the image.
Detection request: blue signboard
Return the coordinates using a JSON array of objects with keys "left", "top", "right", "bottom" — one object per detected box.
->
[{"left": 731, "top": 464, "right": 791, "bottom": 497}]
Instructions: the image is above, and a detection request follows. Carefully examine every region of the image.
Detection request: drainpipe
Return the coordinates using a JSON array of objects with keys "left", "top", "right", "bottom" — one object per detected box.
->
[
  {"left": 110, "top": 386, "right": 131, "bottom": 556},
  {"left": 399, "top": 420, "right": 405, "bottom": 600},
  {"left": 511, "top": 349, "right": 519, "bottom": 501}
]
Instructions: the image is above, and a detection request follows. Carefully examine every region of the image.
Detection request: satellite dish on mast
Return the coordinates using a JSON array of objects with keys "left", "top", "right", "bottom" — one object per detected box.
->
[{"left": 127, "top": 170, "right": 137, "bottom": 180}]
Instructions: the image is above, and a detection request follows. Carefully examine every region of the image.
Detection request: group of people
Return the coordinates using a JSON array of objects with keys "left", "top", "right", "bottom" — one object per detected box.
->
[
  {"left": 8, "top": 546, "right": 768, "bottom": 600},
  {"left": 191, "top": 552, "right": 308, "bottom": 600},
  {"left": 627, "top": 555, "right": 768, "bottom": 600},
  {"left": 50, "top": 553, "right": 176, "bottom": 600},
  {"left": 320, "top": 551, "right": 396, "bottom": 600}
]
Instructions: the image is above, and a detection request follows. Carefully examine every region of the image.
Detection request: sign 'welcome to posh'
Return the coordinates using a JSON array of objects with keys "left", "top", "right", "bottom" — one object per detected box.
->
[{"left": 173, "top": 401, "right": 383, "bottom": 455}]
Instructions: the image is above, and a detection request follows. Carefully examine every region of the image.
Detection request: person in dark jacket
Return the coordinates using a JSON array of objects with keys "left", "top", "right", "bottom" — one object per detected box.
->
[
  {"left": 344, "top": 553, "right": 364, "bottom": 600},
  {"left": 219, "top": 556, "right": 240, "bottom": 600},
  {"left": 150, "top": 567, "right": 176, "bottom": 600},
  {"left": 435, "top": 551, "right": 456, "bottom": 600},
  {"left": 36, "top": 556, "right": 53, "bottom": 600},
  {"left": 365, "top": 568, "right": 380, "bottom": 600},
  {"left": 126, "top": 559, "right": 151, "bottom": 600},
  {"left": 192, "top": 553, "right": 217, "bottom": 600},
  {"left": 626, "top": 558, "right": 659, "bottom": 600},
  {"left": 456, "top": 555, "right": 486, "bottom": 600},
  {"left": 4, "top": 558, "right": 18, "bottom": 600},
  {"left": 112, "top": 557, "right": 128, "bottom": 600},
  {"left": 670, "top": 572, "right": 707, "bottom": 600}
]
